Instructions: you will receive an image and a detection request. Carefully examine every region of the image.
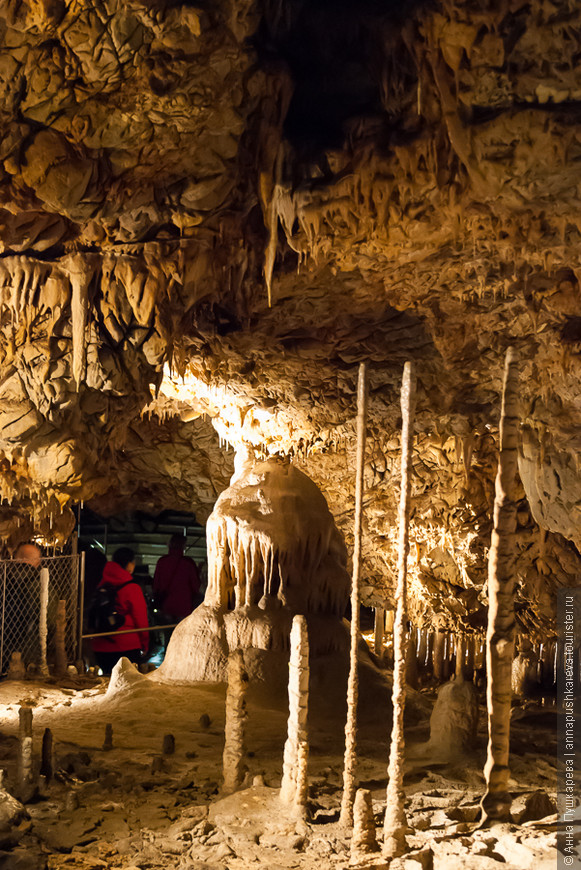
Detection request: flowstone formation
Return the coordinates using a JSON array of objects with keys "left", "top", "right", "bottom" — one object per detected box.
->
[{"left": 155, "top": 454, "right": 350, "bottom": 683}]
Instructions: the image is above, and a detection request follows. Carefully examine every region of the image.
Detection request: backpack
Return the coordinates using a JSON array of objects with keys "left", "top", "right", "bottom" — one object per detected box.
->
[{"left": 88, "top": 581, "right": 135, "bottom": 633}]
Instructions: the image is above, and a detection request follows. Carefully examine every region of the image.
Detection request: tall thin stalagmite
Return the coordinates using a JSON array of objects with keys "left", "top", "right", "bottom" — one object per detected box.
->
[
  {"left": 280, "top": 615, "right": 310, "bottom": 809},
  {"left": 481, "top": 346, "right": 519, "bottom": 822},
  {"left": 340, "top": 361, "right": 368, "bottom": 827},
  {"left": 383, "top": 361, "right": 416, "bottom": 858},
  {"left": 222, "top": 649, "right": 248, "bottom": 795}
]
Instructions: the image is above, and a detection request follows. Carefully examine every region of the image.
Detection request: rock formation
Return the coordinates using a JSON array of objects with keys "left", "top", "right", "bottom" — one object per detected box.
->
[{"left": 155, "top": 454, "right": 350, "bottom": 682}]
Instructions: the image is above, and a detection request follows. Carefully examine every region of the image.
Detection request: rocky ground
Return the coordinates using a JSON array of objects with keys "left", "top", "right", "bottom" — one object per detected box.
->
[{"left": 0, "top": 657, "right": 561, "bottom": 870}]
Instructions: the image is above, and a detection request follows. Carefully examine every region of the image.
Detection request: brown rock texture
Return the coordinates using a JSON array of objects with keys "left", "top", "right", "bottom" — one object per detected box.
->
[{"left": 1, "top": 0, "right": 580, "bottom": 634}]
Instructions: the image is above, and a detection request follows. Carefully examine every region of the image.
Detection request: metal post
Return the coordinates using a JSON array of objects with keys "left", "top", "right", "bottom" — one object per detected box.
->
[
  {"left": 76, "top": 551, "right": 85, "bottom": 666},
  {"left": 39, "top": 567, "right": 49, "bottom": 677},
  {"left": 0, "top": 563, "right": 5, "bottom": 674}
]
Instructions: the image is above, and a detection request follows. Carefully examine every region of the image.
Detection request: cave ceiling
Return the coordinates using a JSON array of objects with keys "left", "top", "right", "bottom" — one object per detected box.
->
[{"left": 1, "top": 0, "right": 581, "bottom": 634}]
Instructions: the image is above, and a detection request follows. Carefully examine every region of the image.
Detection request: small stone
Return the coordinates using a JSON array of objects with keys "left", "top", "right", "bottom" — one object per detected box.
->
[
  {"left": 518, "top": 790, "right": 557, "bottom": 823},
  {"left": 252, "top": 774, "right": 265, "bottom": 787}
]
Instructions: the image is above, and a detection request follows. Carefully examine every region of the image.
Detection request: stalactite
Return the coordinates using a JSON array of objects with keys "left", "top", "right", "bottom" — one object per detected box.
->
[
  {"left": 373, "top": 607, "right": 385, "bottom": 656},
  {"left": 262, "top": 146, "right": 284, "bottom": 307},
  {"left": 384, "top": 361, "right": 416, "bottom": 858},
  {"left": 455, "top": 634, "right": 466, "bottom": 681},
  {"left": 466, "top": 635, "right": 476, "bottom": 682},
  {"left": 481, "top": 347, "right": 519, "bottom": 823},
  {"left": 340, "top": 362, "right": 368, "bottom": 828},
  {"left": 222, "top": 649, "right": 248, "bottom": 795},
  {"left": 65, "top": 254, "right": 93, "bottom": 387},
  {"left": 280, "top": 615, "right": 309, "bottom": 807}
]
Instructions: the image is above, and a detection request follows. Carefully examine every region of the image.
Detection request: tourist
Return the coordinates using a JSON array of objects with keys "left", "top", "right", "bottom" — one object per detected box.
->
[
  {"left": 153, "top": 534, "right": 202, "bottom": 648},
  {"left": 91, "top": 547, "right": 149, "bottom": 675}
]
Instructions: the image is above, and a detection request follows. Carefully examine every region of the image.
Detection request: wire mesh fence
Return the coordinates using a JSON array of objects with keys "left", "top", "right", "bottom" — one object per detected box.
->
[{"left": 0, "top": 555, "right": 82, "bottom": 675}]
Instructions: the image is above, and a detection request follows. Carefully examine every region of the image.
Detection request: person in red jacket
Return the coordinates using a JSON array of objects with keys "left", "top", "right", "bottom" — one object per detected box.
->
[
  {"left": 153, "top": 535, "right": 202, "bottom": 647},
  {"left": 92, "top": 547, "right": 149, "bottom": 675}
]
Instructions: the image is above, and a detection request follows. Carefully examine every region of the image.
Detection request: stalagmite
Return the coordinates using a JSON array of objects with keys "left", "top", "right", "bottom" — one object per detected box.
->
[
  {"left": 481, "top": 347, "right": 519, "bottom": 823},
  {"left": 351, "top": 788, "right": 379, "bottom": 863},
  {"left": 222, "top": 649, "right": 248, "bottom": 795},
  {"left": 280, "top": 615, "right": 309, "bottom": 809},
  {"left": 294, "top": 737, "right": 309, "bottom": 819},
  {"left": 163, "top": 734, "right": 176, "bottom": 755},
  {"left": 373, "top": 608, "right": 385, "bottom": 656},
  {"left": 103, "top": 723, "right": 113, "bottom": 751},
  {"left": 18, "top": 706, "right": 34, "bottom": 799},
  {"left": 383, "top": 361, "right": 416, "bottom": 858},
  {"left": 340, "top": 362, "right": 368, "bottom": 827},
  {"left": 54, "top": 599, "right": 67, "bottom": 676},
  {"left": 40, "top": 728, "right": 53, "bottom": 783},
  {"left": 7, "top": 652, "right": 25, "bottom": 680},
  {"left": 38, "top": 567, "right": 49, "bottom": 678}
]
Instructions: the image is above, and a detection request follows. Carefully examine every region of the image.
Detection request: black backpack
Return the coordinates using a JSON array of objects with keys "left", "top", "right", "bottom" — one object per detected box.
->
[{"left": 88, "top": 581, "right": 135, "bottom": 633}]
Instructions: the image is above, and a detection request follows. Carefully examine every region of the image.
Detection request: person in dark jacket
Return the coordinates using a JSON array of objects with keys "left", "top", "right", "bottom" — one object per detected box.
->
[
  {"left": 92, "top": 547, "right": 149, "bottom": 676},
  {"left": 153, "top": 535, "right": 201, "bottom": 651},
  {"left": 153, "top": 534, "right": 202, "bottom": 622}
]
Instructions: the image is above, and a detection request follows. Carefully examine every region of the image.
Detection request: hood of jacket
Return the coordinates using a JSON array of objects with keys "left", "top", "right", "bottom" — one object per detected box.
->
[{"left": 101, "top": 561, "right": 133, "bottom": 587}]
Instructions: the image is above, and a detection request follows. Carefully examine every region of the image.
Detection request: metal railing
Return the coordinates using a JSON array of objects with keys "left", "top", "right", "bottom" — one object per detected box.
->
[{"left": 0, "top": 555, "right": 84, "bottom": 674}]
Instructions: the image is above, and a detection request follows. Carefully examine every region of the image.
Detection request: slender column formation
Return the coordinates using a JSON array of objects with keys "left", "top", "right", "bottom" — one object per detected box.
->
[
  {"left": 340, "top": 361, "right": 368, "bottom": 827},
  {"left": 481, "top": 347, "right": 519, "bottom": 822},
  {"left": 383, "top": 361, "right": 416, "bottom": 858},
  {"left": 280, "top": 615, "right": 310, "bottom": 809},
  {"left": 351, "top": 788, "right": 379, "bottom": 862},
  {"left": 38, "top": 567, "right": 49, "bottom": 677},
  {"left": 55, "top": 599, "right": 67, "bottom": 676},
  {"left": 18, "top": 706, "right": 34, "bottom": 798},
  {"left": 222, "top": 649, "right": 249, "bottom": 795}
]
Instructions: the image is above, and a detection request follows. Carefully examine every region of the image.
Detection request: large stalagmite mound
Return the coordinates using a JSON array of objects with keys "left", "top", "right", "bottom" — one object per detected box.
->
[{"left": 155, "top": 455, "right": 351, "bottom": 683}]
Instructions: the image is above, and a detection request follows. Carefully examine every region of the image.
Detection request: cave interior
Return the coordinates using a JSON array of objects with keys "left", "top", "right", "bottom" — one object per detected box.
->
[{"left": 0, "top": 0, "right": 579, "bottom": 867}]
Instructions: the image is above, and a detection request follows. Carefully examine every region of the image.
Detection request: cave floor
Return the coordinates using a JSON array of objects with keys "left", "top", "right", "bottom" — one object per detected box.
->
[{"left": 0, "top": 669, "right": 559, "bottom": 870}]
